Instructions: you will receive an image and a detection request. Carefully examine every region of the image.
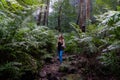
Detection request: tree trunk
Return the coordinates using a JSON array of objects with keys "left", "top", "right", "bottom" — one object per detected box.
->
[
  {"left": 86, "top": 0, "right": 90, "bottom": 19},
  {"left": 37, "top": 6, "right": 42, "bottom": 25},
  {"left": 79, "top": 0, "right": 86, "bottom": 32},
  {"left": 76, "top": 13, "right": 80, "bottom": 25},
  {"left": 76, "top": 6, "right": 80, "bottom": 25},
  {"left": 78, "top": 0, "right": 91, "bottom": 32},
  {"left": 43, "top": 0, "right": 50, "bottom": 26},
  {"left": 90, "top": 0, "right": 92, "bottom": 20},
  {"left": 43, "top": 6, "right": 47, "bottom": 25},
  {"left": 46, "top": 0, "right": 50, "bottom": 26},
  {"left": 58, "top": 4, "right": 62, "bottom": 32}
]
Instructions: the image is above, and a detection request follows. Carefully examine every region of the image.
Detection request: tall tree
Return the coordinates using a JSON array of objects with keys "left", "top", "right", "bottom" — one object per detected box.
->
[
  {"left": 86, "top": 0, "right": 91, "bottom": 19},
  {"left": 58, "top": 0, "right": 63, "bottom": 32},
  {"left": 48, "top": 0, "right": 77, "bottom": 32},
  {"left": 79, "top": 0, "right": 86, "bottom": 32},
  {"left": 46, "top": 0, "right": 50, "bottom": 26},
  {"left": 37, "top": 6, "right": 43, "bottom": 25},
  {"left": 77, "top": 0, "right": 91, "bottom": 32},
  {"left": 43, "top": 0, "right": 50, "bottom": 26},
  {"left": 36, "top": 0, "right": 50, "bottom": 26}
]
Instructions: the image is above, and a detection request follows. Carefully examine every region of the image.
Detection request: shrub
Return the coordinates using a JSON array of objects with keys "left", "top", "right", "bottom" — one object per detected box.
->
[
  {"left": 0, "top": 62, "right": 22, "bottom": 80},
  {"left": 64, "top": 32, "right": 80, "bottom": 54}
]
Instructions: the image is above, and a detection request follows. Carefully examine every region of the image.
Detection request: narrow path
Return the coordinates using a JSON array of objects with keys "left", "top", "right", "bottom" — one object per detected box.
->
[
  {"left": 38, "top": 53, "right": 114, "bottom": 80},
  {"left": 38, "top": 54, "right": 82, "bottom": 80}
]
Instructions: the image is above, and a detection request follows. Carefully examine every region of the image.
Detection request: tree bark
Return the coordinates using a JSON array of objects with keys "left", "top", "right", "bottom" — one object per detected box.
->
[
  {"left": 37, "top": 6, "right": 42, "bottom": 25},
  {"left": 43, "top": 6, "right": 47, "bottom": 25},
  {"left": 43, "top": 0, "right": 50, "bottom": 26},
  {"left": 76, "top": 5, "right": 80, "bottom": 25},
  {"left": 46, "top": 0, "right": 50, "bottom": 26},
  {"left": 58, "top": 4, "right": 62, "bottom": 32},
  {"left": 76, "top": 13, "right": 80, "bottom": 25},
  {"left": 78, "top": 0, "right": 91, "bottom": 32},
  {"left": 79, "top": 0, "right": 86, "bottom": 32},
  {"left": 86, "top": 0, "right": 90, "bottom": 19}
]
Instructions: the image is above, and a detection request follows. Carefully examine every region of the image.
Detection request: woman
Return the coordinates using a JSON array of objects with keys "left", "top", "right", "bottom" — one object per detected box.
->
[{"left": 57, "top": 34, "right": 65, "bottom": 63}]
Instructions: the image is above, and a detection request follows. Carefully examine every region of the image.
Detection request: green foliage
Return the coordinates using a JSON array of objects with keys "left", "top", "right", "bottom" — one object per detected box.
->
[
  {"left": 93, "top": 0, "right": 118, "bottom": 14},
  {"left": 86, "top": 24, "right": 95, "bottom": 32},
  {"left": 0, "top": 0, "right": 120, "bottom": 79},
  {"left": 79, "top": 37, "right": 98, "bottom": 55},
  {"left": 96, "top": 11, "right": 120, "bottom": 26},
  {"left": 48, "top": 0, "right": 77, "bottom": 32},
  {"left": 117, "top": 6, "right": 120, "bottom": 11},
  {"left": 70, "top": 22, "right": 82, "bottom": 37},
  {"left": 0, "top": 24, "right": 56, "bottom": 61},
  {"left": 95, "top": 11, "right": 120, "bottom": 76},
  {"left": 65, "top": 11, "right": 120, "bottom": 79},
  {"left": 64, "top": 32, "right": 80, "bottom": 54},
  {"left": 0, "top": 62, "right": 22, "bottom": 80},
  {"left": 96, "top": 11, "right": 120, "bottom": 41},
  {"left": 69, "top": 11, "right": 120, "bottom": 77},
  {"left": 100, "top": 52, "right": 120, "bottom": 75},
  {"left": 69, "top": 22, "right": 98, "bottom": 56},
  {"left": 0, "top": 0, "right": 56, "bottom": 79}
]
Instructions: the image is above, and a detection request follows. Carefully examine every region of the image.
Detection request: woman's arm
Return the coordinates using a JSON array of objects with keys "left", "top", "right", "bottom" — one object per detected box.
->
[{"left": 62, "top": 39, "right": 65, "bottom": 47}]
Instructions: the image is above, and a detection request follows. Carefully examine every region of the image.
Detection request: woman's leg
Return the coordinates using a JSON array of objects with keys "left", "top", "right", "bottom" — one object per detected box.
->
[
  {"left": 58, "top": 50, "right": 60, "bottom": 60},
  {"left": 59, "top": 50, "right": 63, "bottom": 63}
]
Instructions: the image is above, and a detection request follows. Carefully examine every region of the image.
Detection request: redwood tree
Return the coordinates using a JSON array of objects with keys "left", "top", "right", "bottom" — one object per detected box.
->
[
  {"left": 78, "top": 0, "right": 91, "bottom": 32},
  {"left": 37, "top": 0, "right": 50, "bottom": 26},
  {"left": 58, "top": 0, "right": 63, "bottom": 32},
  {"left": 37, "top": 6, "right": 42, "bottom": 25},
  {"left": 43, "top": 0, "right": 50, "bottom": 26}
]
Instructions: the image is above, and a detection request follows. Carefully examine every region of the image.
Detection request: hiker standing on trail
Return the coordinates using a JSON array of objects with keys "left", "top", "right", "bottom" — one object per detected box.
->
[{"left": 57, "top": 34, "right": 65, "bottom": 63}]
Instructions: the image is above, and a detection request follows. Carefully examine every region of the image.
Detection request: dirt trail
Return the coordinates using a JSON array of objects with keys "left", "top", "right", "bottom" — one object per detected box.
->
[
  {"left": 38, "top": 54, "right": 82, "bottom": 80},
  {"left": 38, "top": 53, "right": 115, "bottom": 80}
]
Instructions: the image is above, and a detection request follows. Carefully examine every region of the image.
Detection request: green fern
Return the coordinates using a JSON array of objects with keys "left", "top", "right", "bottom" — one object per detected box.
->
[{"left": 69, "top": 22, "right": 82, "bottom": 37}]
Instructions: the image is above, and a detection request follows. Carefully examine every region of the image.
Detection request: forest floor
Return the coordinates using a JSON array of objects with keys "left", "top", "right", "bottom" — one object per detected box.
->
[{"left": 38, "top": 53, "right": 116, "bottom": 80}]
